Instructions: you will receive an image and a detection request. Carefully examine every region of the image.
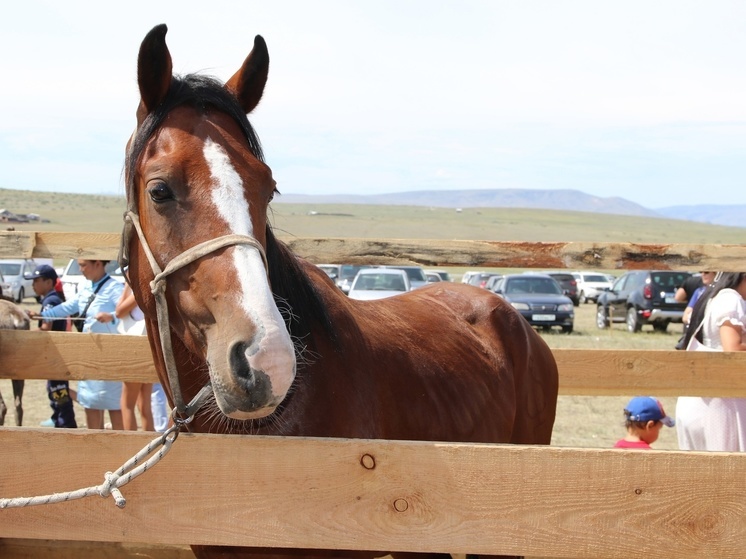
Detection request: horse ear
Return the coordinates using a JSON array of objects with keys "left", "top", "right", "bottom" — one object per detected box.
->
[
  {"left": 137, "top": 24, "right": 173, "bottom": 123},
  {"left": 225, "top": 35, "right": 269, "bottom": 114}
]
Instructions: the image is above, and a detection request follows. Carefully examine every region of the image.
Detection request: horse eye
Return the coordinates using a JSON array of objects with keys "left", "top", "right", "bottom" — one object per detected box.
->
[{"left": 148, "top": 182, "right": 174, "bottom": 203}]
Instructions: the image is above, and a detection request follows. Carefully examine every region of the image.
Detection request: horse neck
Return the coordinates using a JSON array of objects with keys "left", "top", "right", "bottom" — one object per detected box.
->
[{"left": 264, "top": 229, "right": 342, "bottom": 348}]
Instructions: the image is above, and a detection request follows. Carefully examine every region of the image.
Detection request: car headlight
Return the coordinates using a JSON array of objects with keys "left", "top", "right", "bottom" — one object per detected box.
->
[
  {"left": 558, "top": 303, "right": 573, "bottom": 312},
  {"left": 511, "top": 302, "right": 530, "bottom": 310}
]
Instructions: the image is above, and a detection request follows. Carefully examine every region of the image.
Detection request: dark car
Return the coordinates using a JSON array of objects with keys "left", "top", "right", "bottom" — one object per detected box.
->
[
  {"left": 468, "top": 272, "right": 502, "bottom": 289},
  {"left": 492, "top": 273, "right": 575, "bottom": 333},
  {"left": 596, "top": 270, "right": 692, "bottom": 333},
  {"left": 381, "top": 266, "right": 428, "bottom": 290},
  {"left": 540, "top": 271, "right": 580, "bottom": 306}
]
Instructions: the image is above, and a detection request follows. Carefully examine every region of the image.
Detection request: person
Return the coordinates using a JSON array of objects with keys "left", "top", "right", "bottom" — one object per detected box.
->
[
  {"left": 29, "top": 260, "right": 125, "bottom": 430},
  {"left": 30, "top": 264, "right": 77, "bottom": 428},
  {"left": 115, "top": 282, "right": 154, "bottom": 431},
  {"left": 676, "top": 271, "right": 718, "bottom": 350},
  {"left": 682, "top": 271, "right": 717, "bottom": 326},
  {"left": 676, "top": 272, "right": 746, "bottom": 451},
  {"left": 614, "top": 396, "right": 675, "bottom": 450},
  {"left": 151, "top": 382, "right": 170, "bottom": 432},
  {"left": 675, "top": 273, "right": 704, "bottom": 304}
]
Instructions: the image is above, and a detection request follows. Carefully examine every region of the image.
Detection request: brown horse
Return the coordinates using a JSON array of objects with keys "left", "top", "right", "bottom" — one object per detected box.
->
[
  {"left": 0, "top": 299, "right": 29, "bottom": 426},
  {"left": 122, "top": 24, "right": 558, "bottom": 559}
]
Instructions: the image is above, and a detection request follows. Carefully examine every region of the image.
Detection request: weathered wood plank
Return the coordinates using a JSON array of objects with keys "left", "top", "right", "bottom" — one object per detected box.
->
[
  {"left": 2, "top": 231, "right": 745, "bottom": 269},
  {"left": 2, "top": 330, "right": 745, "bottom": 396},
  {"left": 0, "top": 430, "right": 744, "bottom": 558},
  {"left": 0, "top": 330, "right": 154, "bottom": 383}
]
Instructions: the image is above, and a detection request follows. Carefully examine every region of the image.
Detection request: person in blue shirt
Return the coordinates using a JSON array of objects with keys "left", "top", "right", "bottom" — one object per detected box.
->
[
  {"left": 30, "top": 260, "right": 125, "bottom": 430},
  {"left": 30, "top": 264, "right": 77, "bottom": 428}
]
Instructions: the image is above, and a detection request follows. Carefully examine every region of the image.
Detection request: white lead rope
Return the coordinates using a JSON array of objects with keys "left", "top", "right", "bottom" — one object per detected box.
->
[{"left": 0, "top": 424, "right": 180, "bottom": 510}]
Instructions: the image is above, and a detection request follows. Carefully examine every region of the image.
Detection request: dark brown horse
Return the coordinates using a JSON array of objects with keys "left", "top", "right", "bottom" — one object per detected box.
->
[
  {"left": 122, "top": 24, "right": 558, "bottom": 559},
  {"left": 0, "top": 299, "right": 29, "bottom": 426}
]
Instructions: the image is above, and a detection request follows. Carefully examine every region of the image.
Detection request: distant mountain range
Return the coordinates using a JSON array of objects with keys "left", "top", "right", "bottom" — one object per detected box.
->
[{"left": 275, "top": 189, "right": 744, "bottom": 228}]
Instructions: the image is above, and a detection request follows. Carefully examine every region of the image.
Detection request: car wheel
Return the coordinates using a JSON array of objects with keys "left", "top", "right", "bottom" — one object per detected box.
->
[
  {"left": 561, "top": 325, "right": 573, "bottom": 334},
  {"left": 579, "top": 291, "right": 587, "bottom": 304},
  {"left": 16, "top": 287, "right": 24, "bottom": 303},
  {"left": 626, "top": 307, "right": 641, "bottom": 333},
  {"left": 653, "top": 321, "right": 669, "bottom": 333},
  {"left": 596, "top": 306, "right": 610, "bottom": 329}
]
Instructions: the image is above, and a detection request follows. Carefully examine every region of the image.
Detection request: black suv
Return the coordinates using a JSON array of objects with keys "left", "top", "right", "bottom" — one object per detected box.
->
[{"left": 596, "top": 270, "right": 692, "bottom": 333}]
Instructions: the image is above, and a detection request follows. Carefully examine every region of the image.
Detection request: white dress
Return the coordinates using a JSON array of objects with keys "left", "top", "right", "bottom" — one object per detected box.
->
[{"left": 676, "top": 289, "right": 746, "bottom": 451}]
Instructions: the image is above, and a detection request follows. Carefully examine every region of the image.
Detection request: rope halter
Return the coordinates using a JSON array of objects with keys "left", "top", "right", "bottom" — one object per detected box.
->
[{"left": 123, "top": 210, "right": 269, "bottom": 418}]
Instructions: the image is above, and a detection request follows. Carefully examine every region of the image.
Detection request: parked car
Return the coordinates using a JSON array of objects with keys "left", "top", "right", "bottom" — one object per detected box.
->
[
  {"left": 539, "top": 271, "right": 580, "bottom": 306},
  {"left": 348, "top": 268, "right": 411, "bottom": 300},
  {"left": 426, "top": 269, "right": 451, "bottom": 282},
  {"left": 316, "top": 264, "right": 372, "bottom": 294},
  {"left": 596, "top": 270, "right": 692, "bottom": 333},
  {"left": 0, "top": 258, "right": 40, "bottom": 302},
  {"left": 485, "top": 275, "right": 503, "bottom": 292},
  {"left": 467, "top": 272, "right": 502, "bottom": 289},
  {"left": 60, "top": 259, "right": 125, "bottom": 301},
  {"left": 460, "top": 271, "right": 481, "bottom": 284},
  {"left": 491, "top": 273, "right": 575, "bottom": 333},
  {"left": 0, "top": 270, "right": 11, "bottom": 300},
  {"left": 381, "top": 265, "right": 427, "bottom": 290},
  {"left": 425, "top": 271, "right": 442, "bottom": 283},
  {"left": 572, "top": 271, "right": 613, "bottom": 304}
]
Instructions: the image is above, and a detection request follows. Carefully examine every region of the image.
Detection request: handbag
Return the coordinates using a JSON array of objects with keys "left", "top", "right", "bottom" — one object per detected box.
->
[
  {"left": 685, "top": 321, "right": 717, "bottom": 352},
  {"left": 73, "top": 275, "right": 111, "bottom": 332},
  {"left": 116, "top": 312, "right": 146, "bottom": 336}
]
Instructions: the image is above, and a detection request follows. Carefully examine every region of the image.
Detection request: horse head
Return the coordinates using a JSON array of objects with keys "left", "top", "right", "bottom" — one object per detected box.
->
[{"left": 123, "top": 24, "right": 296, "bottom": 421}]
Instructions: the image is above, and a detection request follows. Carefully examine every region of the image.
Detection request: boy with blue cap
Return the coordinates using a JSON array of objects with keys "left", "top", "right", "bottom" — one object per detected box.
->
[
  {"left": 30, "top": 264, "right": 77, "bottom": 428},
  {"left": 614, "top": 396, "right": 674, "bottom": 450}
]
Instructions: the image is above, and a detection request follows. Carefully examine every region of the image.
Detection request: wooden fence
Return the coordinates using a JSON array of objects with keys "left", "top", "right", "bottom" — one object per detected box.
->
[{"left": 1, "top": 231, "right": 746, "bottom": 559}]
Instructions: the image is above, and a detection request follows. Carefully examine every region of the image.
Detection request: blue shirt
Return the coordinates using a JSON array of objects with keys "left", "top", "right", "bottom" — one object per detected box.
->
[
  {"left": 39, "top": 289, "right": 67, "bottom": 332},
  {"left": 41, "top": 275, "right": 124, "bottom": 334}
]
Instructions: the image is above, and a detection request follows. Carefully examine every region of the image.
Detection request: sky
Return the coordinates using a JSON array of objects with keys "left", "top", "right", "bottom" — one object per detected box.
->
[{"left": 1, "top": 1, "right": 745, "bottom": 210}]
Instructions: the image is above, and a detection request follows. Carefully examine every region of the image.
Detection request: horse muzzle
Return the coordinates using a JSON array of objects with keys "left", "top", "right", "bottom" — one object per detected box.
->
[{"left": 207, "top": 336, "right": 296, "bottom": 420}]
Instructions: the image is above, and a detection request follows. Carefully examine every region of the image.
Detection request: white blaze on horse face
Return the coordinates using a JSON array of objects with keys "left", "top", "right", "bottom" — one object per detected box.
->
[{"left": 203, "top": 139, "right": 296, "bottom": 417}]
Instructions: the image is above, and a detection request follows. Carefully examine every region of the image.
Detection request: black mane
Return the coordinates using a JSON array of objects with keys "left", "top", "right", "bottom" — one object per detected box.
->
[{"left": 125, "top": 73, "right": 337, "bottom": 349}]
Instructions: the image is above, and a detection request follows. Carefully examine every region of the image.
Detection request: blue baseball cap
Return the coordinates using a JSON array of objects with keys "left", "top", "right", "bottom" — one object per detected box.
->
[
  {"left": 625, "top": 396, "right": 675, "bottom": 427},
  {"left": 31, "top": 264, "right": 58, "bottom": 282}
]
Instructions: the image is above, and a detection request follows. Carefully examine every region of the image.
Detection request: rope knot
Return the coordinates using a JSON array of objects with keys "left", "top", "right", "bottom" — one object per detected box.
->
[{"left": 100, "top": 471, "right": 126, "bottom": 509}]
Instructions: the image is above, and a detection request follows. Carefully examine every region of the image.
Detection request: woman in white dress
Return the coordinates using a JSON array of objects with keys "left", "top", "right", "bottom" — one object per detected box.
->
[{"left": 676, "top": 272, "right": 746, "bottom": 451}]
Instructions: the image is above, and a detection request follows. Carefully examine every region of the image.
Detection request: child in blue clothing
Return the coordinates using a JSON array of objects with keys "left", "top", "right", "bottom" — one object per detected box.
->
[{"left": 30, "top": 265, "right": 77, "bottom": 428}]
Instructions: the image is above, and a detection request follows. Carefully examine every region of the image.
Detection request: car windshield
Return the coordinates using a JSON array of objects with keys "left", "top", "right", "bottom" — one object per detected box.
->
[
  {"left": 390, "top": 267, "right": 426, "bottom": 282},
  {"left": 353, "top": 273, "right": 407, "bottom": 292},
  {"left": 583, "top": 274, "right": 608, "bottom": 283},
  {"left": 651, "top": 272, "right": 691, "bottom": 289},
  {"left": 340, "top": 265, "right": 365, "bottom": 280},
  {"left": 506, "top": 277, "right": 561, "bottom": 295},
  {"left": 0, "top": 263, "right": 21, "bottom": 275}
]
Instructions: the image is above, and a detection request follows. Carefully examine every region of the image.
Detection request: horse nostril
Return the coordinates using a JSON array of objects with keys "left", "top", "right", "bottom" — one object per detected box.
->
[{"left": 229, "top": 341, "right": 255, "bottom": 386}]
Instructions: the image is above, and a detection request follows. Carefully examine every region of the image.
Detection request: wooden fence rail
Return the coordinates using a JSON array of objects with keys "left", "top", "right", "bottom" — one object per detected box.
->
[
  {"left": 3, "top": 231, "right": 746, "bottom": 269},
  {"left": 2, "top": 330, "right": 746, "bottom": 397},
  {"left": 1, "top": 430, "right": 746, "bottom": 559}
]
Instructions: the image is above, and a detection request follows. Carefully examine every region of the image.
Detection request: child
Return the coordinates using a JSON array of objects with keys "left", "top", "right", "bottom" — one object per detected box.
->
[
  {"left": 614, "top": 396, "right": 674, "bottom": 450},
  {"left": 30, "top": 265, "right": 77, "bottom": 428}
]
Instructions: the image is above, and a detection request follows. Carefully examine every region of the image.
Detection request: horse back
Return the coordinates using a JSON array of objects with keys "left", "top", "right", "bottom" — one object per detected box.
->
[{"left": 303, "top": 272, "right": 558, "bottom": 446}]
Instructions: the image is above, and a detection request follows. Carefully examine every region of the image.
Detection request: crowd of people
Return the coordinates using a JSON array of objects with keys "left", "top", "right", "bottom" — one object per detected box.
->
[
  {"left": 617, "top": 271, "right": 746, "bottom": 451},
  {"left": 27, "top": 260, "right": 168, "bottom": 432}
]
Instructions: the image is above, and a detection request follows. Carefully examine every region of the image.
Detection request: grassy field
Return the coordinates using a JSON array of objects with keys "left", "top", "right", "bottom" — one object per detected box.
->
[{"left": 2, "top": 187, "right": 733, "bottom": 449}]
